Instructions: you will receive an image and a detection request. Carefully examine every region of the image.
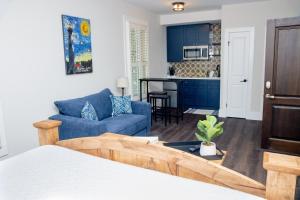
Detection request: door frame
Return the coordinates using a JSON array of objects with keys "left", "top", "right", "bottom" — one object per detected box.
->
[
  {"left": 220, "top": 27, "right": 255, "bottom": 119},
  {"left": 0, "top": 101, "right": 8, "bottom": 158}
]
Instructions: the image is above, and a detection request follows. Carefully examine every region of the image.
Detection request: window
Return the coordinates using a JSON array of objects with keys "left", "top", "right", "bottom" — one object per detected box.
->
[{"left": 125, "top": 18, "right": 149, "bottom": 99}]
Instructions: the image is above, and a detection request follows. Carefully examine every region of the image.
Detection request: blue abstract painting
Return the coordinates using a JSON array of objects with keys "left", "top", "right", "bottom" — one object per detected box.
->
[{"left": 62, "top": 15, "right": 93, "bottom": 75}]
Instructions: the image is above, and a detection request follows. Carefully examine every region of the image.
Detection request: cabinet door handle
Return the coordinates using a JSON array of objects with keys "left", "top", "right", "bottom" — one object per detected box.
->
[{"left": 240, "top": 79, "right": 248, "bottom": 83}]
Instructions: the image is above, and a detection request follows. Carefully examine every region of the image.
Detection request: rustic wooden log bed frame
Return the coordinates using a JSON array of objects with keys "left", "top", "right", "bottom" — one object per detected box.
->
[{"left": 34, "top": 120, "right": 300, "bottom": 200}]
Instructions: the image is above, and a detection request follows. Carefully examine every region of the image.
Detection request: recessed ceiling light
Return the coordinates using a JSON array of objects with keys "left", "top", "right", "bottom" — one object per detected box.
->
[{"left": 172, "top": 2, "right": 185, "bottom": 12}]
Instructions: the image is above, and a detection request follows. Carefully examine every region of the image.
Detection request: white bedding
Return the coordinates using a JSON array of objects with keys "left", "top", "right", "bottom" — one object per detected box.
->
[{"left": 0, "top": 146, "right": 263, "bottom": 200}]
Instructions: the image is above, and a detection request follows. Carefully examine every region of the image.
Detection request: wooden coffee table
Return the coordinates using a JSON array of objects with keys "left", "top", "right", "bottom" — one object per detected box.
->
[{"left": 210, "top": 150, "right": 227, "bottom": 165}]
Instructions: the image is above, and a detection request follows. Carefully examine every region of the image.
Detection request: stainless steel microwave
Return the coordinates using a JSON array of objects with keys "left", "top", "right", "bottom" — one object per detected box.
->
[{"left": 183, "top": 45, "right": 209, "bottom": 60}]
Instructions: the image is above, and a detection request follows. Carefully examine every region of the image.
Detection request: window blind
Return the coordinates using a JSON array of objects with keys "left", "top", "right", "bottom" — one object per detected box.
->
[{"left": 129, "top": 23, "right": 149, "bottom": 98}]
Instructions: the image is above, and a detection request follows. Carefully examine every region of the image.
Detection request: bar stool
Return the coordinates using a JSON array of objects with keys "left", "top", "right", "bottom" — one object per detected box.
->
[
  {"left": 149, "top": 94, "right": 171, "bottom": 126},
  {"left": 147, "top": 91, "right": 167, "bottom": 102}
]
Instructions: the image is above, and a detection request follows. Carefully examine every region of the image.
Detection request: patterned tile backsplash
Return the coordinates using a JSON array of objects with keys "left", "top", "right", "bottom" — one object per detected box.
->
[
  {"left": 212, "top": 23, "right": 221, "bottom": 44},
  {"left": 171, "top": 57, "right": 220, "bottom": 77},
  {"left": 169, "top": 23, "right": 221, "bottom": 78}
]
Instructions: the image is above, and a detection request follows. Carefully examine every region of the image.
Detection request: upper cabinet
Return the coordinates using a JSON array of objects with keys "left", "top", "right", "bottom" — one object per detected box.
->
[
  {"left": 183, "top": 24, "right": 210, "bottom": 46},
  {"left": 167, "top": 24, "right": 210, "bottom": 62},
  {"left": 167, "top": 26, "right": 184, "bottom": 62}
]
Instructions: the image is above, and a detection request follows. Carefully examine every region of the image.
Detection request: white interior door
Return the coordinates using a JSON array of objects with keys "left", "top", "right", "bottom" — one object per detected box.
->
[{"left": 226, "top": 30, "right": 251, "bottom": 118}]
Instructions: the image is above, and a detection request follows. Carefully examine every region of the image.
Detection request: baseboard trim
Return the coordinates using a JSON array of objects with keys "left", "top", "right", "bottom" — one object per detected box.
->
[
  {"left": 218, "top": 109, "right": 226, "bottom": 118},
  {"left": 246, "top": 111, "right": 262, "bottom": 121},
  {"left": 218, "top": 109, "right": 262, "bottom": 121}
]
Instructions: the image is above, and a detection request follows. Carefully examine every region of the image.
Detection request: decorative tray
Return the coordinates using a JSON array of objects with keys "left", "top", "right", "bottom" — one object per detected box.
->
[{"left": 163, "top": 141, "right": 224, "bottom": 160}]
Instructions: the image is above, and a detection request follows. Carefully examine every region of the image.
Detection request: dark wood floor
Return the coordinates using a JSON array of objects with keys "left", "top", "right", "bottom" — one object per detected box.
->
[
  {"left": 150, "top": 114, "right": 266, "bottom": 184},
  {"left": 150, "top": 113, "right": 300, "bottom": 198}
]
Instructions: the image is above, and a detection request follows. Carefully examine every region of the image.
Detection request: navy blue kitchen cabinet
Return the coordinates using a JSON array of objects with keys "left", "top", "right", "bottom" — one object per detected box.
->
[
  {"left": 183, "top": 25, "right": 199, "bottom": 46},
  {"left": 180, "top": 80, "right": 220, "bottom": 110},
  {"left": 167, "top": 24, "right": 210, "bottom": 62},
  {"left": 183, "top": 24, "right": 210, "bottom": 46},
  {"left": 167, "top": 26, "right": 184, "bottom": 62},
  {"left": 181, "top": 80, "right": 207, "bottom": 108},
  {"left": 207, "top": 80, "right": 221, "bottom": 109}
]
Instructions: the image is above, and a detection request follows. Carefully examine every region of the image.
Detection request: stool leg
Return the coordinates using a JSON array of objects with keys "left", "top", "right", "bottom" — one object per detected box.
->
[
  {"left": 161, "top": 99, "right": 163, "bottom": 121},
  {"left": 150, "top": 97, "right": 152, "bottom": 112},
  {"left": 164, "top": 99, "right": 167, "bottom": 126},
  {"left": 169, "top": 97, "right": 171, "bottom": 124},
  {"left": 161, "top": 98, "right": 164, "bottom": 122},
  {"left": 150, "top": 97, "right": 153, "bottom": 125},
  {"left": 161, "top": 98, "right": 164, "bottom": 123},
  {"left": 176, "top": 106, "right": 179, "bottom": 124},
  {"left": 155, "top": 98, "right": 158, "bottom": 122}
]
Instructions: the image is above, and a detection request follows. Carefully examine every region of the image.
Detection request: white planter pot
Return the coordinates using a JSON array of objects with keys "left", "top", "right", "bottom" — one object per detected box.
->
[{"left": 200, "top": 142, "right": 217, "bottom": 156}]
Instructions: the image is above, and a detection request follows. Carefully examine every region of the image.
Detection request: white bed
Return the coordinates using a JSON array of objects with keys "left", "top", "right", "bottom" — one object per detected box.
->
[{"left": 0, "top": 145, "right": 263, "bottom": 200}]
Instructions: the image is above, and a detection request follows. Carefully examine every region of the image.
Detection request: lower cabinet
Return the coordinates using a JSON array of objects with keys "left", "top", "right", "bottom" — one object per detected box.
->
[{"left": 180, "top": 79, "right": 220, "bottom": 110}]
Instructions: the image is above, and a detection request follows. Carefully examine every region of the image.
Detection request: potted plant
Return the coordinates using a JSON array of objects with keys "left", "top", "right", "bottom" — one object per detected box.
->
[
  {"left": 169, "top": 66, "right": 175, "bottom": 76},
  {"left": 195, "top": 115, "right": 224, "bottom": 156}
]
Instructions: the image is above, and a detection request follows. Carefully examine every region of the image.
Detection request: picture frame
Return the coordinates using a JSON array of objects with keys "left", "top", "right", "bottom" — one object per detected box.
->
[{"left": 62, "top": 15, "right": 93, "bottom": 75}]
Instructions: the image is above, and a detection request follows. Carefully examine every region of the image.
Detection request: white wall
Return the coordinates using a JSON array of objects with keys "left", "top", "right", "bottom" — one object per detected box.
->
[
  {"left": 220, "top": 0, "right": 300, "bottom": 119},
  {"left": 160, "top": 9, "right": 221, "bottom": 25},
  {"left": 0, "top": 0, "right": 166, "bottom": 158}
]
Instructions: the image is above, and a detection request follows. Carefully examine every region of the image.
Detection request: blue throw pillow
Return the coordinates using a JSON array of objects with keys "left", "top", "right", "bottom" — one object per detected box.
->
[
  {"left": 110, "top": 95, "right": 133, "bottom": 117},
  {"left": 81, "top": 101, "right": 99, "bottom": 121}
]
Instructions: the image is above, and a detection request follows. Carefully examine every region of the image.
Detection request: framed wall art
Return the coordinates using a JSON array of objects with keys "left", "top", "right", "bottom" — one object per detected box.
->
[{"left": 62, "top": 15, "right": 93, "bottom": 75}]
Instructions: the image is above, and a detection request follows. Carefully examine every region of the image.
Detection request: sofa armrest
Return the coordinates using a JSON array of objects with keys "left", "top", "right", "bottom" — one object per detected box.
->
[
  {"left": 131, "top": 101, "right": 151, "bottom": 133},
  {"left": 49, "top": 114, "right": 107, "bottom": 140}
]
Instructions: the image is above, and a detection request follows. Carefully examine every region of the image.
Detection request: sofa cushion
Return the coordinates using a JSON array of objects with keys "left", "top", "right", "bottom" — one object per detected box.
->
[
  {"left": 101, "top": 114, "right": 147, "bottom": 135},
  {"left": 110, "top": 95, "right": 132, "bottom": 117},
  {"left": 49, "top": 114, "right": 108, "bottom": 140},
  {"left": 54, "top": 88, "right": 113, "bottom": 120}
]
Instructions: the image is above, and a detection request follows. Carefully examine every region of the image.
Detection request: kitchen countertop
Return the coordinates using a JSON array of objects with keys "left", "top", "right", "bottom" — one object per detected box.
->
[
  {"left": 167, "top": 76, "right": 220, "bottom": 80},
  {"left": 139, "top": 77, "right": 220, "bottom": 81}
]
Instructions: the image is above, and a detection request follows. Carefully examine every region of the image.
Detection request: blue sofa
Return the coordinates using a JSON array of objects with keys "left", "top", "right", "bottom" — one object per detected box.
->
[{"left": 49, "top": 88, "right": 151, "bottom": 140}]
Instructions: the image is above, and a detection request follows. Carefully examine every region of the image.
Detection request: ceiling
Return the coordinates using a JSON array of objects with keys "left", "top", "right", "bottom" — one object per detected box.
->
[{"left": 125, "top": 0, "right": 268, "bottom": 14}]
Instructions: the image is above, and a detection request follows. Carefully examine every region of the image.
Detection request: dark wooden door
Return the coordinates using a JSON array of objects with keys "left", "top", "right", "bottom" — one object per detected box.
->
[{"left": 262, "top": 17, "right": 300, "bottom": 154}]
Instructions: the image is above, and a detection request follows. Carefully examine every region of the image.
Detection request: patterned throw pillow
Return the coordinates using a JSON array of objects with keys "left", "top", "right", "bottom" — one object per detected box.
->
[
  {"left": 110, "top": 95, "right": 133, "bottom": 117},
  {"left": 81, "top": 101, "right": 99, "bottom": 121}
]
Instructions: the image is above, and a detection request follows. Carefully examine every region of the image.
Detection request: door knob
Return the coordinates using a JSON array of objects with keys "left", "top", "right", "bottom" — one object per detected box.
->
[
  {"left": 265, "top": 94, "right": 275, "bottom": 99},
  {"left": 240, "top": 79, "right": 248, "bottom": 82},
  {"left": 265, "top": 81, "right": 271, "bottom": 89}
]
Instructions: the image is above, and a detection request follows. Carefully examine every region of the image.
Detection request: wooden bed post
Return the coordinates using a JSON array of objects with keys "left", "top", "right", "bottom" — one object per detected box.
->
[
  {"left": 33, "top": 120, "right": 61, "bottom": 145},
  {"left": 263, "top": 152, "right": 300, "bottom": 200}
]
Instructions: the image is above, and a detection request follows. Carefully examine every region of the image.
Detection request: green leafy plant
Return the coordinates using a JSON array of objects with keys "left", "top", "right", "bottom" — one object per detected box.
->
[{"left": 195, "top": 115, "right": 224, "bottom": 146}]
